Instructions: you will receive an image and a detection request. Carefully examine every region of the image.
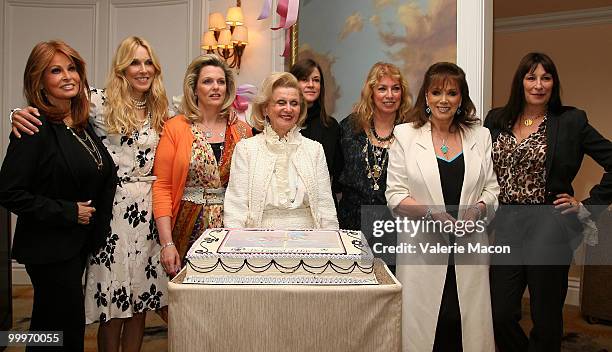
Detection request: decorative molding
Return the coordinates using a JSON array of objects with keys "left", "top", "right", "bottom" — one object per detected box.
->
[
  {"left": 6, "top": 1, "right": 97, "bottom": 9},
  {"left": 109, "top": 0, "right": 200, "bottom": 62},
  {"left": 5, "top": 0, "right": 99, "bottom": 85},
  {"left": 111, "top": 0, "right": 188, "bottom": 7},
  {"left": 567, "top": 276, "right": 581, "bottom": 307},
  {"left": 11, "top": 262, "right": 30, "bottom": 286},
  {"left": 457, "top": 0, "right": 493, "bottom": 122},
  {"left": 495, "top": 6, "right": 612, "bottom": 33},
  {"left": 2, "top": 0, "right": 100, "bottom": 157}
]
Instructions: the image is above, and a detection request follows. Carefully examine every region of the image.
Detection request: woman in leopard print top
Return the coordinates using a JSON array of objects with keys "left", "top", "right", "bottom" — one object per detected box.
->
[{"left": 484, "top": 52, "right": 612, "bottom": 352}]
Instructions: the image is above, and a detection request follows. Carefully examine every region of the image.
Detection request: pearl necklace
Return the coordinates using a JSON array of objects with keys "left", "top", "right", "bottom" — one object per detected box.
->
[{"left": 130, "top": 96, "right": 147, "bottom": 110}]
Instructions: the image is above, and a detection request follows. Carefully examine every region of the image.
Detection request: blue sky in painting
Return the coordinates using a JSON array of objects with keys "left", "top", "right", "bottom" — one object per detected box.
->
[
  {"left": 299, "top": 0, "right": 425, "bottom": 119},
  {"left": 298, "top": 0, "right": 456, "bottom": 120}
]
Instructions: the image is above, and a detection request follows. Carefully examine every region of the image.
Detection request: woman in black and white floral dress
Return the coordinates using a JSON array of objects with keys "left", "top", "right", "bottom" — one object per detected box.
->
[{"left": 11, "top": 36, "right": 169, "bottom": 352}]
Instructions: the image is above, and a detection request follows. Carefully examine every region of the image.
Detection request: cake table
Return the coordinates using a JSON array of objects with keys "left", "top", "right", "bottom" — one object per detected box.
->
[{"left": 167, "top": 259, "right": 402, "bottom": 352}]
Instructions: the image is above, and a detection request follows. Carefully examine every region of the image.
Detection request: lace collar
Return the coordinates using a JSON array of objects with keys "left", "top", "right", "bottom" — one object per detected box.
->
[{"left": 263, "top": 123, "right": 301, "bottom": 149}]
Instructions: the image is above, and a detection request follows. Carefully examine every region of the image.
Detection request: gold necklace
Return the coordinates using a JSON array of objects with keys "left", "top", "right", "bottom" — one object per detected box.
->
[
  {"left": 522, "top": 113, "right": 546, "bottom": 127},
  {"left": 363, "top": 137, "right": 390, "bottom": 191},
  {"left": 66, "top": 126, "right": 104, "bottom": 170}
]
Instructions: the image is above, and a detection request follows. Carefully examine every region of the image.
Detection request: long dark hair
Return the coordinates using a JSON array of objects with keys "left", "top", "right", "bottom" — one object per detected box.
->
[
  {"left": 23, "top": 40, "right": 90, "bottom": 129},
  {"left": 491, "top": 52, "right": 562, "bottom": 131},
  {"left": 411, "top": 62, "right": 478, "bottom": 130},
  {"left": 290, "top": 58, "right": 332, "bottom": 127}
]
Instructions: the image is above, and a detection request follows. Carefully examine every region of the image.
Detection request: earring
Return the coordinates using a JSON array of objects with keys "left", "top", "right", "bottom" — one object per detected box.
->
[
  {"left": 455, "top": 107, "right": 462, "bottom": 115},
  {"left": 425, "top": 106, "right": 431, "bottom": 115}
]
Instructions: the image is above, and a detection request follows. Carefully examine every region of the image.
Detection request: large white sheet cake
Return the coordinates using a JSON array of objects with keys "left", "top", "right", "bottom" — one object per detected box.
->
[{"left": 184, "top": 228, "right": 377, "bottom": 285}]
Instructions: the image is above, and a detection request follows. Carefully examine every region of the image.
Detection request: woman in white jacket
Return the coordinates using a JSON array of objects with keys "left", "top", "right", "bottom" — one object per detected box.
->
[
  {"left": 386, "top": 62, "right": 499, "bottom": 351},
  {"left": 224, "top": 72, "right": 339, "bottom": 230}
]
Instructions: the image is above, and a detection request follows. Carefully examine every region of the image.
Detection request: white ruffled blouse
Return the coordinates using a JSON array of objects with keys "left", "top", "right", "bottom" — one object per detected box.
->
[{"left": 262, "top": 124, "right": 309, "bottom": 210}]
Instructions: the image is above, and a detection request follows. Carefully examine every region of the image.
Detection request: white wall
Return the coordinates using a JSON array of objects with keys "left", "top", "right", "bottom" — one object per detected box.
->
[{"left": 0, "top": 0, "right": 203, "bottom": 161}]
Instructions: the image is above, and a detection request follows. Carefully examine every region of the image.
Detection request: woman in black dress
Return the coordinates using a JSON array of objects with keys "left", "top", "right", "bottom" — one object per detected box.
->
[{"left": 0, "top": 40, "right": 116, "bottom": 351}]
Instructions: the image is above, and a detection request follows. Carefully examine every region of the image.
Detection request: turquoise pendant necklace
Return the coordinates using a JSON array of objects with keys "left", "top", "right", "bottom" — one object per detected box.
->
[{"left": 440, "top": 139, "right": 449, "bottom": 158}]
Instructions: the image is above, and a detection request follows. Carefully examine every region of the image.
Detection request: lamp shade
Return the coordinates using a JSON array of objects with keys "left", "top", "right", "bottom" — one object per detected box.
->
[
  {"left": 201, "top": 31, "right": 218, "bottom": 49},
  {"left": 225, "top": 6, "right": 244, "bottom": 26},
  {"left": 208, "top": 12, "right": 226, "bottom": 30},
  {"left": 217, "top": 29, "right": 233, "bottom": 48},
  {"left": 231, "top": 25, "right": 248, "bottom": 44}
]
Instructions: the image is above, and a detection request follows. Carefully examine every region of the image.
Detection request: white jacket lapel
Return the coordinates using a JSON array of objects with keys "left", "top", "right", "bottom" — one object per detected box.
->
[
  {"left": 459, "top": 128, "right": 481, "bottom": 217},
  {"left": 415, "top": 125, "right": 445, "bottom": 208}
]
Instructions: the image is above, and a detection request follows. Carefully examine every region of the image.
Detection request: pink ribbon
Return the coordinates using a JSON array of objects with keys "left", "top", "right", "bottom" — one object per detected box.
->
[
  {"left": 257, "top": 0, "right": 299, "bottom": 57},
  {"left": 232, "top": 84, "right": 257, "bottom": 122},
  {"left": 257, "top": 0, "right": 272, "bottom": 20}
]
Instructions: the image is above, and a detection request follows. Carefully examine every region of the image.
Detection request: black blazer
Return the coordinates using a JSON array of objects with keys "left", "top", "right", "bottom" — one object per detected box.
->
[
  {"left": 0, "top": 115, "right": 117, "bottom": 264},
  {"left": 484, "top": 106, "right": 612, "bottom": 217}
]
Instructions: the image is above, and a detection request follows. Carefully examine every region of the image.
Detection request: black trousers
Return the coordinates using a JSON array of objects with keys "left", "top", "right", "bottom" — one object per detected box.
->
[
  {"left": 490, "top": 265, "right": 570, "bottom": 352},
  {"left": 490, "top": 205, "right": 576, "bottom": 352},
  {"left": 25, "top": 253, "right": 87, "bottom": 352}
]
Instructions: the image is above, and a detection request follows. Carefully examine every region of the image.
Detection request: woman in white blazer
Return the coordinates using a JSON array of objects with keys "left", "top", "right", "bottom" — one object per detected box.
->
[
  {"left": 224, "top": 72, "right": 339, "bottom": 229},
  {"left": 386, "top": 63, "right": 499, "bottom": 351}
]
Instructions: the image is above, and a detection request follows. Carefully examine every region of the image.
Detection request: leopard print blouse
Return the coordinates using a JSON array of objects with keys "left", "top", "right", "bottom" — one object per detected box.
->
[{"left": 492, "top": 118, "right": 547, "bottom": 204}]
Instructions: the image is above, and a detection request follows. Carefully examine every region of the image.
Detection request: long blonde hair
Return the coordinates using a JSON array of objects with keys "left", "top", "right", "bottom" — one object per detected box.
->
[
  {"left": 180, "top": 54, "right": 236, "bottom": 123},
  {"left": 352, "top": 62, "right": 412, "bottom": 133},
  {"left": 104, "top": 36, "right": 168, "bottom": 134}
]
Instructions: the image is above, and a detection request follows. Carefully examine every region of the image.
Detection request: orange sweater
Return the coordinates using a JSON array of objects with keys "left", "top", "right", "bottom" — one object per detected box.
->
[{"left": 152, "top": 115, "right": 252, "bottom": 228}]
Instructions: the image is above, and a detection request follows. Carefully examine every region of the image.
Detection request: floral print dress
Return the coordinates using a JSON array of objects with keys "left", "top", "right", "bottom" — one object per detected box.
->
[
  {"left": 171, "top": 125, "right": 224, "bottom": 261},
  {"left": 84, "top": 89, "right": 167, "bottom": 324}
]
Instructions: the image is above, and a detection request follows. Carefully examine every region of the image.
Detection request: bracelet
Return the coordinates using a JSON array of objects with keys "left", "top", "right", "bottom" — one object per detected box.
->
[
  {"left": 9, "top": 108, "right": 21, "bottom": 123},
  {"left": 468, "top": 205, "right": 482, "bottom": 220},
  {"left": 160, "top": 242, "right": 175, "bottom": 252}
]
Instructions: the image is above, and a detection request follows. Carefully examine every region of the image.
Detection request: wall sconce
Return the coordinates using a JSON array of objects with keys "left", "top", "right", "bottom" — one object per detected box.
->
[{"left": 201, "top": 0, "right": 248, "bottom": 71}]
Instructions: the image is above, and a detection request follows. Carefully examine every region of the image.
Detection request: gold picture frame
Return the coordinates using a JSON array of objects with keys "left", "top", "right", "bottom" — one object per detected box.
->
[{"left": 285, "top": 23, "right": 299, "bottom": 71}]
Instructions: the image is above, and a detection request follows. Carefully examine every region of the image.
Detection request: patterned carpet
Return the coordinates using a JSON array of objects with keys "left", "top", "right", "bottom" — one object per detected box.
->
[{"left": 6, "top": 286, "right": 612, "bottom": 351}]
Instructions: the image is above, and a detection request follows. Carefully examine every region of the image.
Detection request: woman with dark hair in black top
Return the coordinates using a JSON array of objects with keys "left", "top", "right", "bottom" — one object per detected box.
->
[
  {"left": 290, "top": 59, "right": 342, "bottom": 196},
  {"left": 0, "top": 40, "right": 116, "bottom": 351},
  {"left": 485, "top": 52, "right": 612, "bottom": 352}
]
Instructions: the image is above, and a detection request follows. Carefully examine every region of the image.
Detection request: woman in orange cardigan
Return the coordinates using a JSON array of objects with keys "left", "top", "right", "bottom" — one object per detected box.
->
[{"left": 152, "top": 54, "right": 251, "bottom": 276}]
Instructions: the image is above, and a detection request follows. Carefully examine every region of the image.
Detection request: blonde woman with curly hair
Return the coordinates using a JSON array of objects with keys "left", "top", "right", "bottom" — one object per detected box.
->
[
  {"left": 336, "top": 62, "right": 412, "bottom": 270},
  {"left": 223, "top": 72, "right": 338, "bottom": 229},
  {"left": 11, "top": 36, "right": 170, "bottom": 352},
  {"left": 153, "top": 54, "right": 252, "bottom": 276}
]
